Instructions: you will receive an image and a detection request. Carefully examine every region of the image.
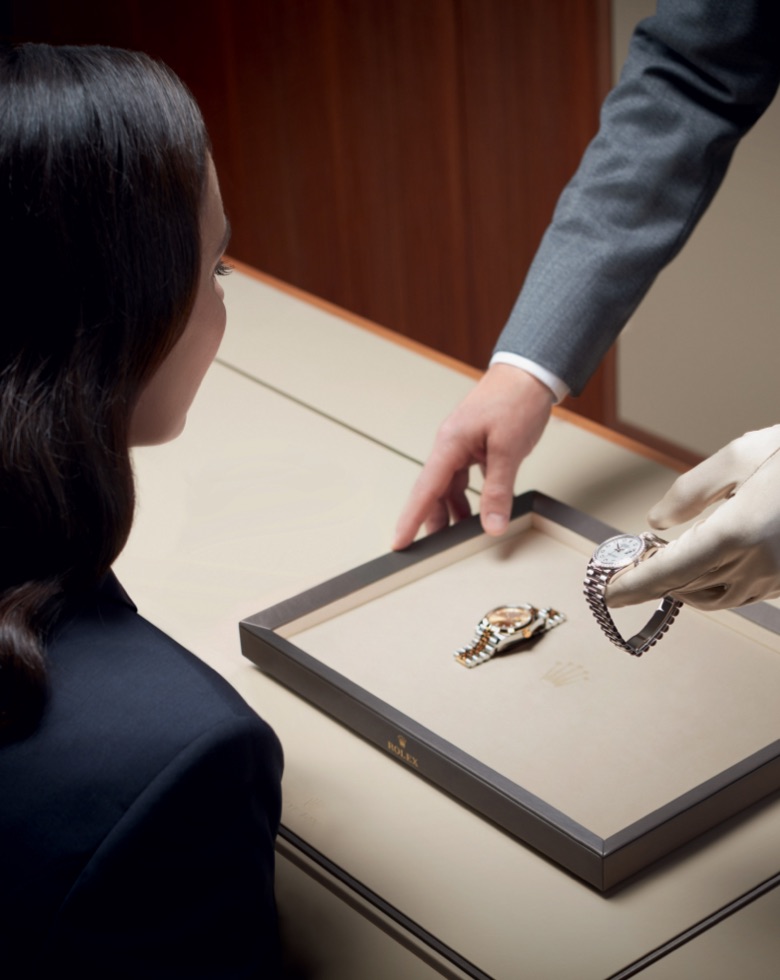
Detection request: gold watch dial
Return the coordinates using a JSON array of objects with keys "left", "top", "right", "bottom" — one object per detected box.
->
[{"left": 485, "top": 606, "right": 535, "bottom": 630}]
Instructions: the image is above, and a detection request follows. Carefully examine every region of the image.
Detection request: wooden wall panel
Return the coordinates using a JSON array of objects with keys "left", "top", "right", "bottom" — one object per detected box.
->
[
  {"left": 6, "top": 1, "right": 611, "bottom": 414},
  {"left": 213, "top": 1, "right": 473, "bottom": 356}
]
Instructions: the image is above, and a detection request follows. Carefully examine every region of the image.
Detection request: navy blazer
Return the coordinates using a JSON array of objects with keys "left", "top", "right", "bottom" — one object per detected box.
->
[
  {"left": 0, "top": 573, "right": 283, "bottom": 978},
  {"left": 495, "top": 0, "right": 780, "bottom": 394}
]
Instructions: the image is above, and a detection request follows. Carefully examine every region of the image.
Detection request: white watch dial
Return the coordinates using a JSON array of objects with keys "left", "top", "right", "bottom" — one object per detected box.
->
[{"left": 594, "top": 534, "right": 644, "bottom": 569}]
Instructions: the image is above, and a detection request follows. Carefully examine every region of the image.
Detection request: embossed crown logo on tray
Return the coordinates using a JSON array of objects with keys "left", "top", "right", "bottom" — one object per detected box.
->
[{"left": 543, "top": 661, "right": 590, "bottom": 687}]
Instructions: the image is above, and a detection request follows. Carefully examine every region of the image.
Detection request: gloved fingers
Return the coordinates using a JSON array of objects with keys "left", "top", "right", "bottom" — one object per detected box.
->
[
  {"left": 610, "top": 427, "right": 780, "bottom": 611},
  {"left": 665, "top": 578, "right": 778, "bottom": 611},
  {"left": 606, "top": 557, "right": 759, "bottom": 611},
  {"left": 605, "top": 512, "right": 754, "bottom": 608},
  {"left": 648, "top": 425, "right": 780, "bottom": 529},
  {"left": 647, "top": 469, "right": 734, "bottom": 530},
  {"left": 606, "top": 529, "right": 721, "bottom": 607},
  {"left": 667, "top": 556, "right": 780, "bottom": 608},
  {"left": 608, "top": 515, "right": 780, "bottom": 611}
]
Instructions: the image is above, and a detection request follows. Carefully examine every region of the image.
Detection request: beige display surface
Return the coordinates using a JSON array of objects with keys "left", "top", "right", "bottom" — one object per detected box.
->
[
  {"left": 276, "top": 844, "right": 473, "bottom": 980},
  {"left": 217, "top": 267, "right": 679, "bottom": 534},
  {"left": 635, "top": 879, "right": 780, "bottom": 979},
  {"left": 243, "top": 495, "right": 780, "bottom": 889}
]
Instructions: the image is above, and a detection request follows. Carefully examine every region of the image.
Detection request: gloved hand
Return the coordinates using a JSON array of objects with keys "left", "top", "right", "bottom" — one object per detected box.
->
[{"left": 607, "top": 425, "right": 780, "bottom": 610}]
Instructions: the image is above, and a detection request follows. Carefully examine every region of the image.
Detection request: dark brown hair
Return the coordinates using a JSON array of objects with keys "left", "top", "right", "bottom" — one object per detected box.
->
[{"left": 0, "top": 44, "right": 208, "bottom": 740}]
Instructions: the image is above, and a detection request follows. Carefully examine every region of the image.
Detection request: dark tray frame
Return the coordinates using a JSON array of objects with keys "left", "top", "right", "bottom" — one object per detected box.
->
[{"left": 240, "top": 491, "right": 780, "bottom": 890}]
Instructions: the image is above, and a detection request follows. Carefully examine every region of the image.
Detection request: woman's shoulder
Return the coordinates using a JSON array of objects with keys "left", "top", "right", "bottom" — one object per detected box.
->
[
  {"left": 2, "top": 569, "right": 282, "bottom": 800},
  {"left": 0, "top": 572, "right": 283, "bottom": 973},
  {"left": 53, "top": 572, "right": 275, "bottom": 742}
]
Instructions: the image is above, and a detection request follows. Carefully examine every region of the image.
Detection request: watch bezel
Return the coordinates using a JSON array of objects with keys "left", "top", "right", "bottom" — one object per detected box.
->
[
  {"left": 484, "top": 604, "right": 537, "bottom": 634},
  {"left": 593, "top": 533, "right": 646, "bottom": 570}
]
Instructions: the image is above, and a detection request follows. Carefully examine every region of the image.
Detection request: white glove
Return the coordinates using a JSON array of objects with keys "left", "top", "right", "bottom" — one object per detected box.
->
[{"left": 607, "top": 425, "right": 780, "bottom": 611}]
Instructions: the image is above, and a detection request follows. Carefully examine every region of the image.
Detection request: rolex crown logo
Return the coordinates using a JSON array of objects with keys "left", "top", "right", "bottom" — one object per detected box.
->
[
  {"left": 386, "top": 733, "right": 419, "bottom": 768},
  {"left": 543, "top": 661, "right": 590, "bottom": 687}
]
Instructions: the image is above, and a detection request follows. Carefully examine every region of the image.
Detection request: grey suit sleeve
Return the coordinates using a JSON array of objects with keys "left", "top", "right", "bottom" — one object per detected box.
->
[{"left": 494, "top": 0, "right": 780, "bottom": 394}]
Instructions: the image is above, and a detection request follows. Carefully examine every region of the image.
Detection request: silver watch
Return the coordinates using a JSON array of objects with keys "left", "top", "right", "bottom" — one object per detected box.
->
[
  {"left": 584, "top": 532, "right": 682, "bottom": 657},
  {"left": 455, "top": 604, "right": 566, "bottom": 668}
]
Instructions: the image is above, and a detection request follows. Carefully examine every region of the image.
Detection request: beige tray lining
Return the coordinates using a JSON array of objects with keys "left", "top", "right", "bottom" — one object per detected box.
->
[{"left": 282, "top": 515, "right": 780, "bottom": 838}]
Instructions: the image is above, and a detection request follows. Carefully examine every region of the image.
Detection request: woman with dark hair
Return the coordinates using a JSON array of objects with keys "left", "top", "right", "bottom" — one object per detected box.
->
[{"left": 0, "top": 43, "right": 283, "bottom": 976}]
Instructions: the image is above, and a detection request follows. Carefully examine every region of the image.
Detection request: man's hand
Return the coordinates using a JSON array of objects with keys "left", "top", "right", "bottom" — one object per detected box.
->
[
  {"left": 608, "top": 425, "right": 780, "bottom": 610},
  {"left": 392, "top": 364, "right": 554, "bottom": 549}
]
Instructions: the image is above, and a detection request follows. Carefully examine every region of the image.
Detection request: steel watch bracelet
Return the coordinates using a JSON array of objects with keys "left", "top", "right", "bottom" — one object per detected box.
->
[{"left": 584, "top": 563, "right": 682, "bottom": 656}]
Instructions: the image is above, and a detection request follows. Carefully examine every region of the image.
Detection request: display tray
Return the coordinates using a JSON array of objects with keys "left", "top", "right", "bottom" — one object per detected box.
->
[{"left": 240, "top": 491, "right": 780, "bottom": 890}]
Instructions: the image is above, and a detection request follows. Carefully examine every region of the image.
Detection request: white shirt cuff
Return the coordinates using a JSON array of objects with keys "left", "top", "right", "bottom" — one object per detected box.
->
[{"left": 489, "top": 352, "right": 570, "bottom": 403}]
